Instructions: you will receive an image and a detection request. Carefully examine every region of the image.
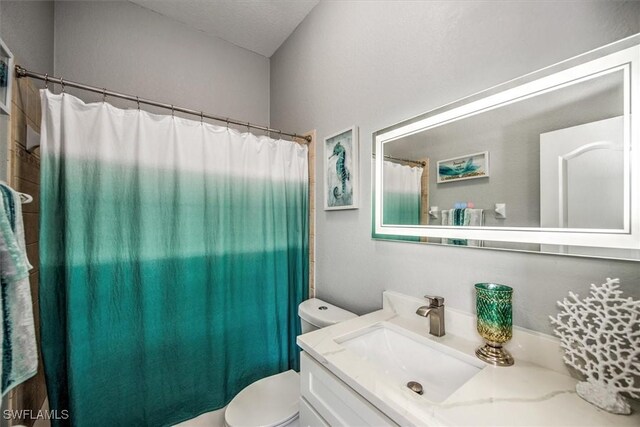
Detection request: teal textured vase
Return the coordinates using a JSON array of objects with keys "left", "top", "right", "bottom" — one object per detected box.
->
[{"left": 475, "top": 283, "right": 514, "bottom": 366}]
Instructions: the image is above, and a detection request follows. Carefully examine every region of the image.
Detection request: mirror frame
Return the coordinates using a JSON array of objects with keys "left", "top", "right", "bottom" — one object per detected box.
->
[{"left": 373, "top": 34, "right": 640, "bottom": 252}]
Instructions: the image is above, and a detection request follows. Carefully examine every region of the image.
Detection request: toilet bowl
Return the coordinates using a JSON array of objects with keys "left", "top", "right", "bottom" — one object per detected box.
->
[{"left": 224, "top": 298, "right": 357, "bottom": 427}]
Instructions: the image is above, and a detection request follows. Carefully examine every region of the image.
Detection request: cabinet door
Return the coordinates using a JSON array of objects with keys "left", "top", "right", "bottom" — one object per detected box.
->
[
  {"left": 300, "top": 352, "right": 398, "bottom": 427},
  {"left": 300, "top": 397, "right": 330, "bottom": 427}
]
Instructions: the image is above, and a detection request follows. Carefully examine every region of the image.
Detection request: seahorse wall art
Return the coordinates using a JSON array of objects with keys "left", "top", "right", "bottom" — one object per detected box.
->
[{"left": 327, "top": 136, "right": 353, "bottom": 207}]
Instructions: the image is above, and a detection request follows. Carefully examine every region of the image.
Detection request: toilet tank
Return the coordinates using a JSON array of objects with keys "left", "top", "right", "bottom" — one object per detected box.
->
[{"left": 298, "top": 298, "right": 357, "bottom": 334}]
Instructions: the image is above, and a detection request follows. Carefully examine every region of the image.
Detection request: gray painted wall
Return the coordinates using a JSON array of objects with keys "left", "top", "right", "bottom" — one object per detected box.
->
[
  {"left": 270, "top": 0, "right": 640, "bottom": 334},
  {"left": 54, "top": 1, "right": 270, "bottom": 125},
  {"left": 0, "top": 0, "right": 54, "bottom": 181},
  {"left": 0, "top": 0, "right": 54, "bottom": 74}
]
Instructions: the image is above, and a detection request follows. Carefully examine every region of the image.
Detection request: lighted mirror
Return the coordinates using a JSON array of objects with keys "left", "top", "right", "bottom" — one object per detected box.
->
[{"left": 373, "top": 35, "right": 640, "bottom": 260}]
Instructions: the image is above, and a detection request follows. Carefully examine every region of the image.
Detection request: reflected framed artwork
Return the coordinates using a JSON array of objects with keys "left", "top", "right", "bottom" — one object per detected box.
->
[
  {"left": 324, "top": 126, "right": 359, "bottom": 210},
  {"left": 437, "top": 151, "right": 489, "bottom": 183}
]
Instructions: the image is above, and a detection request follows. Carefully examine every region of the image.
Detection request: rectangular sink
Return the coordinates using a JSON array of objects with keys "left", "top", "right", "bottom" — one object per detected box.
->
[{"left": 336, "top": 323, "right": 484, "bottom": 402}]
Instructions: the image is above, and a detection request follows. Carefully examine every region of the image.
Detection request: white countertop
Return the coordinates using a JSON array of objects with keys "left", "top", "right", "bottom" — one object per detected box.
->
[{"left": 296, "top": 292, "right": 639, "bottom": 426}]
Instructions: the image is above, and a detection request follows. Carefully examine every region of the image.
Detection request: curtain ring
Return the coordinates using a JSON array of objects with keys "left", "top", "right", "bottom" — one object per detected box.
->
[
  {"left": 171, "top": 105, "right": 174, "bottom": 117},
  {"left": 44, "top": 73, "right": 49, "bottom": 89},
  {"left": 102, "top": 88, "right": 107, "bottom": 102},
  {"left": 60, "top": 78, "right": 65, "bottom": 93},
  {"left": 225, "top": 118, "right": 230, "bottom": 130},
  {"left": 136, "top": 96, "right": 140, "bottom": 110},
  {"left": 246, "top": 121, "right": 251, "bottom": 132},
  {"left": 200, "top": 111, "right": 204, "bottom": 124}
]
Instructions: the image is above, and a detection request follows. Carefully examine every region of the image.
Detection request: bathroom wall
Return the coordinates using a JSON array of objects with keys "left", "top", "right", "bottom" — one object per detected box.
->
[
  {"left": 0, "top": 0, "right": 54, "bottom": 184},
  {"left": 0, "top": 1, "right": 54, "bottom": 75},
  {"left": 270, "top": 0, "right": 640, "bottom": 334},
  {"left": 0, "top": 2, "right": 53, "bottom": 425},
  {"left": 7, "top": 76, "right": 45, "bottom": 427},
  {"left": 54, "top": 1, "right": 270, "bottom": 125}
]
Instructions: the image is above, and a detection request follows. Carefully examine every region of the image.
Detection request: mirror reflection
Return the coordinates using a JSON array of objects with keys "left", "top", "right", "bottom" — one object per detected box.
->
[
  {"left": 382, "top": 69, "right": 626, "bottom": 237},
  {"left": 374, "top": 34, "right": 640, "bottom": 260}
]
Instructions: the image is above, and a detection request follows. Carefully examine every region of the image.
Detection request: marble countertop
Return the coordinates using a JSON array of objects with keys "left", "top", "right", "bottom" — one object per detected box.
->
[{"left": 296, "top": 292, "right": 639, "bottom": 426}]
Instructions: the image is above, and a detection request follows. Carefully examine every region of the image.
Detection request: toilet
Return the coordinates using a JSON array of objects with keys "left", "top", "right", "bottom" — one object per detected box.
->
[{"left": 224, "top": 298, "right": 357, "bottom": 427}]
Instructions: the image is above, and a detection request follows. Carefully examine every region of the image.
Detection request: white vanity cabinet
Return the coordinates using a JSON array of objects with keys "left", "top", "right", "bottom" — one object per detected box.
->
[
  {"left": 299, "top": 352, "right": 399, "bottom": 427},
  {"left": 297, "top": 293, "right": 640, "bottom": 427}
]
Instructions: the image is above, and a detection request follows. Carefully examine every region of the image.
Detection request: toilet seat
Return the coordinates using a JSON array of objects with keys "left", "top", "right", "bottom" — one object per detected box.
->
[{"left": 225, "top": 370, "right": 300, "bottom": 427}]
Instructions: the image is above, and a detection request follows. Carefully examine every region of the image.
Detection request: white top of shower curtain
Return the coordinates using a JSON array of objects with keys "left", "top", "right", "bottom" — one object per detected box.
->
[
  {"left": 39, "top": 90, "right": 309, "bottom": 263},
  {"left": 40, "top": 90, "right": 308, "bottom": 183},
  {"left": 383, "top": 161, "right": 423, "bottom": 194}
]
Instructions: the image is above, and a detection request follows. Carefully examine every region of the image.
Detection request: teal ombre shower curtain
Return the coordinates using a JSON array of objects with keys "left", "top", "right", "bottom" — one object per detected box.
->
[
  {"left": 38, "top": 90, "right": 308, "bottom": 426},
  {"left": 380, "top": 161, "right": 422, "bottom": 241}
]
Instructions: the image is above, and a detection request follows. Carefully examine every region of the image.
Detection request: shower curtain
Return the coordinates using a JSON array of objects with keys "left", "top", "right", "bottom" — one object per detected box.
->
[
  {"left": 38, "top": 91, "right": 308, "bottom": 426},
  {"left": 379, "top": 161, "right": 422, "bottom": 241}
]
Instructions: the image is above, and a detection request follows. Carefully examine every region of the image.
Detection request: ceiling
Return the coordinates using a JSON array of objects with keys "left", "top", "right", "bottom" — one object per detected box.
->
[{"left": 129, "top": 0, "right": 319, "bottom": 57}]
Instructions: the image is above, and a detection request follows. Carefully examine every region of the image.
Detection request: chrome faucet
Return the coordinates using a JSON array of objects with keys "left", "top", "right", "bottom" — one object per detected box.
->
[{"left": 416, "top": 295, "right": 445, "bottom": 337}]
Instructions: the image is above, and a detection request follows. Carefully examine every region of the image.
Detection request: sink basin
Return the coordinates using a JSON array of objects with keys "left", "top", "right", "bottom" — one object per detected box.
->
[{"left": 336, "top": 322, "right": 484, "bottom": 402}]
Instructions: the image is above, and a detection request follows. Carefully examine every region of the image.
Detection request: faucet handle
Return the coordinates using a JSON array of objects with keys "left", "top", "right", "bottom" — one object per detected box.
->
[{"left": 424, "top": 295, "right": 445, "bottom": 307}]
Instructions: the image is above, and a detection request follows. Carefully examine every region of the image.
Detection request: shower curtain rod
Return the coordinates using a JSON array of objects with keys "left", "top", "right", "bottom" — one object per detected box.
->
[
  {"left": 14, "top": 65, "right": 312, "bottom": 143},
  {"left": 373, "top": 153, "right": 426, "bottom": 167}
]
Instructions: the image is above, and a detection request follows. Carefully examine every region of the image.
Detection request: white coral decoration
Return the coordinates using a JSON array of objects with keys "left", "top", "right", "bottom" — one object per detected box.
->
[{"left": 549, "top": 278, "right": 640, "bottom": 415}]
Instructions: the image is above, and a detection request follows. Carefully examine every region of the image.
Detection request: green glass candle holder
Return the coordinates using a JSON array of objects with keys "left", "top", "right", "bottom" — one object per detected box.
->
[{"left": 475, "top": 283, "right": 514, "bottom": 366}]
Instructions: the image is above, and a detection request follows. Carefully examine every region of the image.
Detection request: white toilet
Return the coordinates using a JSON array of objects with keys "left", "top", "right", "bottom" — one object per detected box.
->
[{"left": 224, "top": 298, "right": 357, "bottom": 427}]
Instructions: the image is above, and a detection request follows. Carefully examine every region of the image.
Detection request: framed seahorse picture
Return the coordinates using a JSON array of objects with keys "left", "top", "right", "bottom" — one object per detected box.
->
[{"left": 324, "top": 126, "right": 359, "bottom": 210}]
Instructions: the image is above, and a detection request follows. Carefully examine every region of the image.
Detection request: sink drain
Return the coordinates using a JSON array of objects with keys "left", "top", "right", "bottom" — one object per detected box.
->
[{"left": 407, "top": 381, "right": 423, "bottom": 395}]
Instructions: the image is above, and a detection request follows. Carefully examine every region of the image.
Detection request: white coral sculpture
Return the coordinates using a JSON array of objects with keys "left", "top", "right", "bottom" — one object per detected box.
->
[{"left": 549, "top": 278, "right": 640, "bottom": 415}]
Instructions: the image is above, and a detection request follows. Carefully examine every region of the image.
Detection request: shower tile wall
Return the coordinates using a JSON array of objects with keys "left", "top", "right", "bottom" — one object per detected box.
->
[
  {"left": 307, "top": 131, "right": 316, "bottom": 296},
  {"left": 7, "top": 74, "right": 46, "bottom": 427}
]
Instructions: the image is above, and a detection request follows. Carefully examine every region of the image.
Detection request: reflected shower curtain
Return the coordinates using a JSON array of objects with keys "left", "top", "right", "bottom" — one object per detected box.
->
[
  {"left": 380, "top": 161, "right": 422, "bottom": 241},
  {"left": 39, "top": 91, "right": 308, "bottom": 426}
]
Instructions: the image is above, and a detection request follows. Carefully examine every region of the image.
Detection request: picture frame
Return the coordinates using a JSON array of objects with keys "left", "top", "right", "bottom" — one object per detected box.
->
[
  {"left": 324, "top": 126, "right": 359, "bottom": 210},
  {"left": 437, "top": 151, "right": 489, "bottom": 183},
  {"left": 0, "top": 38, "right": 14, "bottom": 115}
]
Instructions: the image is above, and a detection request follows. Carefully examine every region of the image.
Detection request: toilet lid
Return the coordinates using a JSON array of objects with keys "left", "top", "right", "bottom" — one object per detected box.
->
[{"left": 225, "top": 370, "right": 299, "bottom": 427}]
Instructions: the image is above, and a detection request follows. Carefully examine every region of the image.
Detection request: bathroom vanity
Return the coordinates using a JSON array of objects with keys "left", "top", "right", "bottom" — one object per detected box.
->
[{"left": 297, "top": 292, "right": 639, "bottom": 426}]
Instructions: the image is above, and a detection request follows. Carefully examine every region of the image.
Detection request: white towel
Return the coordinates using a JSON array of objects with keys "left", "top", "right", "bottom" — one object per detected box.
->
[
  {"left": 441, "top": 209, "right": 451, "bottom": 226},
  {"left": 464, "top": 208, "right": 484, "bottom": 246},
  {"left": 441, "top": 208, "right": 484, "bottom": 246},
  {"left": 0, "top": 183, "right": 37, "bottom": 399},
  {"left": 465, "top": 208, "right": 484, "bottom": 227}
]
